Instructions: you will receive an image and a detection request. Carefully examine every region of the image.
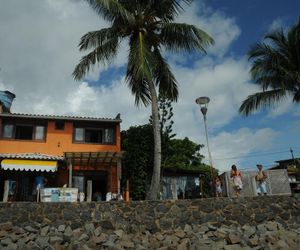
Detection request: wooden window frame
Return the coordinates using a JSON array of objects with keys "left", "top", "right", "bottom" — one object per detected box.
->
[
  {"left": 1, "top": 122, "right": 47, "bottom": 142},
  {"left": 73, "top": 126, "right": 116, "bottom": 145}
]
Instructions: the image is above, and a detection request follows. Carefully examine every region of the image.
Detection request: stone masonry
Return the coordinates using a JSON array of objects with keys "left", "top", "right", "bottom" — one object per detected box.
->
[{"left": 0, "top": 195, "right": 299, "bottom": 249}]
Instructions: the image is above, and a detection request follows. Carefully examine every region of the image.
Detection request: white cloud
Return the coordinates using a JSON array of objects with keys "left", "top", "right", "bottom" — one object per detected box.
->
[
  {"left": 0, "top": 0, "right": 127, "bottom": 116},
  {"left": 64, "top": 80, "right": 149, "bottom": 129},
  {"left": 210, "top": 128, "right": 279, "bottom": 172},
  {"left": 176, "top": 1, "right": 241, "bottom": 57},
  {"left": 0, "top": 78, "right": 12, "bottom": 93},
  {"left": 171, "top": 57, "right": 257, "bottom": 134},
  {"left": 1, "top": 0, "right": 296, "bottom": 174},
  {"left": 268, "top": 17, "right": 286, "bottom": 32},
  {"left": 67, "top": 82, "right": 98, "bottom": 113},
  {"left": 267, "top": 98, "right": 293, "bottom": 118}
]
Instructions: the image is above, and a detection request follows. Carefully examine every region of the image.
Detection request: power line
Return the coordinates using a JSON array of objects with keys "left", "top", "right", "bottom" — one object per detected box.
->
[{"left": 213, "top": 150, "right": 290, "bottom": 161}]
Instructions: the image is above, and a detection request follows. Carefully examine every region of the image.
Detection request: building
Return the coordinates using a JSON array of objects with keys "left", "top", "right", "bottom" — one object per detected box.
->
[
  {"left": 160, "top": 167, "right": 207, "bottom": 200},
  {"left": 270, "top": 158, "right": 300, "bottom": 194},
  {"left": 0, "top": 91, "right": 123, "bottom": 201}
]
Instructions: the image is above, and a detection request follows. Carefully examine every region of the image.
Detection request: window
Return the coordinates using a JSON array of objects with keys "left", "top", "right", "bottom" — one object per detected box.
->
[
  {"left": 1, "top": 123, "right": 46, "bottom": 141},
  {"left": 75, "top": 128, "right": 84, "bottom": 141},
  {"left": 15, "top": 125, "right": 34, "bottom": 140},
  {"left": 35, "top": 126, "right": 45, "bottom": 140},
  {"left": 85, "top": 129, "right": 102, "bottom": 143},
  {"left": 74, "top": 127, "right": 115, "bottom": 144},
  {"left": 3, "top": 124, "right": 13, "bottom": 138},
  {"left": 104, "top": 129, "right": 114, "bottom": 143},
  {"left": 55, "top": 121, "right": 65, "bottom": 130}
]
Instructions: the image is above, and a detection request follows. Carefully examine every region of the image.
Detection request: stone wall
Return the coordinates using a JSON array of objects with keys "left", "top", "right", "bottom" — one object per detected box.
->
[{"left": 0, "top": 195, "right": 300, "bottom": 249}]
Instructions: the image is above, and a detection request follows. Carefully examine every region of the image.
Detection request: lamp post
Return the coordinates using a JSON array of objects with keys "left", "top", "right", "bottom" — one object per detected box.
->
[{"left": 195, "top": 97, "right": 214, "bottom": 184}]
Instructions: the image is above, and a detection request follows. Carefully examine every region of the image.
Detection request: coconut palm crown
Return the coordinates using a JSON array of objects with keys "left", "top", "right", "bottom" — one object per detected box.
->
[
  {"left": 73, "top": 0, "right": 214, "bottom": 199},
  {"left": 240, "top": 20, "right": 300, "bottom": 116}
]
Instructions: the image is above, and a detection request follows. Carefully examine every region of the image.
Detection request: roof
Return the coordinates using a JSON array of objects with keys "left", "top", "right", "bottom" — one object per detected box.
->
[
  {"left": 0, "top": 152, "right": 123, "bottom": 164},
  {"left": 275, "top": 158, "right": 300, "bottom": 164},
  {"left": 64, "top": 151, "right": 124, "bottom": 166},
  {"left": 0, "top": 113, "right": 122, "bottom": 123},
  {"left": 0, "top": 153, "right": 64, "bottom": 161}
]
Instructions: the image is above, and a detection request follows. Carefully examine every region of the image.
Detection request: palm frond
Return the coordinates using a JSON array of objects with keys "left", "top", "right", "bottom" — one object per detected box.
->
[
  {"left": 146, "top": 0, "right": 193, "bottom": 21},
  {"left": 73, "top": 37, "right": 119, "bottom": 80},
  {"left": 293, "top": 89, "right": 300, "bottom": 102},
  {"left": 239, "top": 89, "right": 287, "bottom": 116},
  {"left": 248, "top": 43, "right": 268, "bottom": 59},
  {"left": 78, "top": 28, "right": 118, "bottom": 51},
  {"left": 265, "top": 29, "right": 289, "bottom": 54},
  {"left": 153, "top": 49, "right": 178, "bottom": 101},
  {"left": 86, "top": 0, "right": 134, "bottom": 22},
  {"left": 126, "top": 76, "right": 152, "bottom": 106},
  {"left": 160, "top": 23, "right": 214, "bottom": 53},
  {"left": 248, "top": 41, "right": 293, "bottom": 89},
  {"left": 125, "top": 33, "right": 155, "bottom": 106},
  {"left": 128, "top": 32, "right": 154, "bottom": 81}
]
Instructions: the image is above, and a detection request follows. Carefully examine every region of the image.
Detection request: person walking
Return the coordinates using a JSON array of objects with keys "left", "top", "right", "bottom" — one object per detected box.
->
[
  {"left": 215, "top": 176, "right": 222, "bottom": 197},
  {"left": 230, "top": 165, "right": 243, "bottom": 197},
  {"left": 255, "top": 164, "right": 268, "bottom": 195}
]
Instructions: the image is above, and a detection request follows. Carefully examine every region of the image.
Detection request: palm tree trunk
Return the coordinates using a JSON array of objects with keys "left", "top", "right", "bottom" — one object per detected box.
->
[{"left": 147, "top": 81, "right": 162, "bottom": 200}]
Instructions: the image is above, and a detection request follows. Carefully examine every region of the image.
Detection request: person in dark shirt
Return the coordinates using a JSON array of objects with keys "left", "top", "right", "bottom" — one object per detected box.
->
[
  {"left": 34, "top": 174, "right": 48, "bottom": 201},
  {"left": 35, "top": 174, "right": 48, "bottom": 189}
]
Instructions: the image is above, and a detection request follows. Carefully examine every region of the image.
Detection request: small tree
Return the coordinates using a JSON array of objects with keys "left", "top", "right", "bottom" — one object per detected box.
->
[{"left": 121, "top": 125, "right": 153, "bottom": 200}]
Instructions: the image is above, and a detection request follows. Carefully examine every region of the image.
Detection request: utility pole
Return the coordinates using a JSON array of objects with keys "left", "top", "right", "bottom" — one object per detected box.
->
[{"left": 290, "top": 147, "right": 295, "bottom": 160}]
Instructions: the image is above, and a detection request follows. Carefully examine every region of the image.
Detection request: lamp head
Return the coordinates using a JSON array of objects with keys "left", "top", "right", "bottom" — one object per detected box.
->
[{"left": 196, "top": 96, "right": 210, "bottom": 105}]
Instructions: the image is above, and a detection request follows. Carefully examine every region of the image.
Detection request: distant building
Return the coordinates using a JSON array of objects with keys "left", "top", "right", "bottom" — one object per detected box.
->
[
  {"left": 270, "top": 158, "right": 300, "bottom": 194},
  {"left": 160, "top": 167, "right": 207, "bottom": 200}
]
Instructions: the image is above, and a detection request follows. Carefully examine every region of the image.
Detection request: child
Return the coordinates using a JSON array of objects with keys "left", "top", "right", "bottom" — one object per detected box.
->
[{"left": 215, "top": 176, "right": 222, "bottom": 197}]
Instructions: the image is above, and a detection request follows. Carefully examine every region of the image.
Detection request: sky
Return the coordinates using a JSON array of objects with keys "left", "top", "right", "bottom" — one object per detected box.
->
[{"left": 0, "top": 0, "right": 300, "bottom": 172}]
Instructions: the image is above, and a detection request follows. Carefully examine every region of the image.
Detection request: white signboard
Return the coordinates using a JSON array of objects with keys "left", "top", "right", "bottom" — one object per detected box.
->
[{"left": 40, "top": 188, "right": 78, "bottom": 202}]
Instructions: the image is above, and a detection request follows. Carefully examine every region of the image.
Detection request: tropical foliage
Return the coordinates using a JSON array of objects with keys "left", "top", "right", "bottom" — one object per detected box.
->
[
  {"left": 121, "top": 124, "right": 215, "bottom": 199},
  {"left": 121, "top": 124, "right": 153, "bottom": 200},
  {"left": 240, "top": 20, "right": 300, "bottom": 116},
  {"left": 163, "top": 137, "right": 205, "bottom": 169},
  {"left": 73, "top": 0, "right": 213, "bottom": 199}
]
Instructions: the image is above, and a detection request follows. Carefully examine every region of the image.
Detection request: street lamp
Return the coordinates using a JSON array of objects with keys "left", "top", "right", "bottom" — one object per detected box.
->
[{"left": 195, "top": 96, "right": 214, "bottom": 182}]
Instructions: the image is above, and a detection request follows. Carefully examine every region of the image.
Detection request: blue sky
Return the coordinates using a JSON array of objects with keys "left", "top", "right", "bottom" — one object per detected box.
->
[
  {"left": 0, "top": 0, "right": 299, "bottom": 172},
  {"left": 202, "top": 0, "right": 300, "bottom": 169},
  {"left": 209, "top": 0, "right": 300, "bottom": 55}
]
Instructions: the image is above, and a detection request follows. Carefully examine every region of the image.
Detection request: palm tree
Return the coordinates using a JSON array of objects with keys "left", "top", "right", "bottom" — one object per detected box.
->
[
  {"left": 239, "top": 20, "right": 300, "bottom": 116},
  {"left": 73, "top": 0, "right": 214, "bottom": 200}
]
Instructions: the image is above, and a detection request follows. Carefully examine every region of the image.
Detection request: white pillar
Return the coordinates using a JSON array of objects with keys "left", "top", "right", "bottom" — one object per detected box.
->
[
  {"left": 117, "top": 159, "right": 121, "bottom": 195},
  {"left": 3, "top": 180, "right": 9, "bottom": 202},
  {"left": 68, "top": 160, "right": 73, "bottom": 188},
  {"left": 87, "top": 180, "right": 92, "bottom": 202}
]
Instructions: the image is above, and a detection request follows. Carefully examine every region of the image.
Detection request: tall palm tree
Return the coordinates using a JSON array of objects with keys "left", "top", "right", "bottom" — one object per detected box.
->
[
  {"left": 73, "top": 0, "right": 214, "bottom": 200},
  {"left": 240, "top": 20, "right": 300, "bottom": 116}
]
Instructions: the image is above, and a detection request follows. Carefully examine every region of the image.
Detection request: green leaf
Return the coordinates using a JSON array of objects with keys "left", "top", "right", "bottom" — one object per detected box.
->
[
  {"left": 73, "top": 36, "right": 119, "bottom": 80},
  {"left": 160, "top": 22, "right": 214, "bottom": 53},
  {"left": 241, "top": 20, "right": 300, "bottom": 115},
  {"left": 86, "top": 0, "right": 134, "bottom": 22}
]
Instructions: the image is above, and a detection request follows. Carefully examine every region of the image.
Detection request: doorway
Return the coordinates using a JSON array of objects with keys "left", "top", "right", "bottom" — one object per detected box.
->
[{"left": 73, "top": 171, "right": 107, "bottom": 201}]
